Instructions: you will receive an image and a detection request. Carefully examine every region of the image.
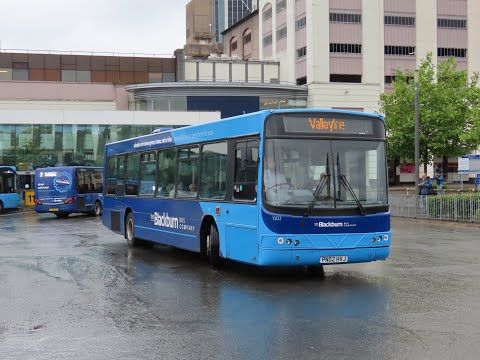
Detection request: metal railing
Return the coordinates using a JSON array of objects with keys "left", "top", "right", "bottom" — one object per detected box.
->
[{"left": 390, "top": 193, "right": 480, "bottom": 222}]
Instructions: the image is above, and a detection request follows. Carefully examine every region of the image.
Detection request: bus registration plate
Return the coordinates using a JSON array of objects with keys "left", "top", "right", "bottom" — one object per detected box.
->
[
  {"left": 320, "top": 256, "right": 348, "bottom": 264},
  {"left": 49, "top": 208, "right": 59, "bottom": 212}
]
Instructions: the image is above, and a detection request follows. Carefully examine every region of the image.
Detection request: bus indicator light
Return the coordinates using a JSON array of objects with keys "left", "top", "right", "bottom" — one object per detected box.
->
[
  {"left": 384, "top": 235, "right": 389, "bottom": 241},
  {"left": 277, "top": 238, "right": 284, "bottom": 244},
  {"left": 215, "top": 206, "right": 221, "bottom": 216}
]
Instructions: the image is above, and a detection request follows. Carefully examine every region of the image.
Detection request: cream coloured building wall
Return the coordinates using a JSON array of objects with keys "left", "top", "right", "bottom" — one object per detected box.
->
[
  {"left": 468, "top": 0, "right": 480, "bottom": 79},
  {"left": 307, "top": 83, "right": 381, "bottom": 113},
  {"left": 258, "top": 0, "right": 480, "bottom": 112},
  {"left": 307, "top": 0, "right": 330, "bottom": 84},
  {"left": 362, "top": 0, "right": 384, "bottom": 90},
  {"left": 0, "top": 100, "right": 116, "bottom": 111},
  {"left": 183, "top": 59, "right": 280, "bottom": 83},
  {"left": 0, "top": 110, "right": 220, "bottom": 126},
  {"left": 416, "top": 0, "right": 438, "bottom": 68}
]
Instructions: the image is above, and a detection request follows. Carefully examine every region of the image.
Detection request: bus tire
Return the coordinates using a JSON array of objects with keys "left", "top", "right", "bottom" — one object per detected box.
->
[
  {"left": 94, "top": 201, "right": 102, "bottom": 217},
  {"left": 207, "top": 224, "right": 221, "bottom": 269},
  {"left": 306, "top": 265, "right": 325, "bottom": 278},
  {"left": 0, "top": 201, "right": 3, "bottom": 212},
  {"left": 55, "top": 213, "right": 69, "bottom": 218},
  {"left": 125, "top": 212, "right": 138, "bottom": 248}
]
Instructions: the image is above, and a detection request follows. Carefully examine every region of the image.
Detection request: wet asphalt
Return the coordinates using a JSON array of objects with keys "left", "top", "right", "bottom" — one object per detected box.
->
[{"left": 0, "top": 209, "right": 479, "bottom": 360}]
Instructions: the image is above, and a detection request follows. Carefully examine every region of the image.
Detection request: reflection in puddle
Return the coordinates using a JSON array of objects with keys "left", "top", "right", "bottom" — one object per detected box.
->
[{"left": 104, "top": 244, "right": 391, "bottom": 358}]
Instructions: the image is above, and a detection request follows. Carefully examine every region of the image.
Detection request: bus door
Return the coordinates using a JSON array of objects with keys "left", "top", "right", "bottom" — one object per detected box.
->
[
  {"left": 75, "top": 168, "right": 89, "bottom": 210},
  {"left": 224, "top": 139, "right": 260, "bottom": 263}
]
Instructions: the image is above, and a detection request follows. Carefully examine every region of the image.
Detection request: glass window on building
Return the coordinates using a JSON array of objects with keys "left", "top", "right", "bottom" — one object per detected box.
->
[
  {"left": 152, "top": 96, "right": 170, "bottom": 111},
  {"left": 77, "top": 70, "right": 91, "bottom": 82},
  {"left": 0, "top": 124, "right": 164, "bottom": 170},
  {"left": 149, "top": 73, "right": 163, "bottom": 82},
  {"left": 12, "top": 69, "right": 28, "bottom": 81},
  {"left": 135, "top": 99, "right": 148, "bottom": 111},
  {"left": 163, "top": 73, "right": 175, "bottom": 82},
  {"left": 62, "top": 70, "right": 77, "bottom": 82},
  {"left": 12, "top": 62, "right": 28, "bottom": 81},
  {"left": 170, "top": 96, "right": 187, "bottom": 111},
  {"left": 0, "top": 68, "right": 13, "bottom": 81}
]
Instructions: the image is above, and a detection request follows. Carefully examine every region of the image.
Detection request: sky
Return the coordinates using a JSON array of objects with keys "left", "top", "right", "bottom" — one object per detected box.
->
[{"left": 0, "top": 0, "right": 190, "bottom": 56}]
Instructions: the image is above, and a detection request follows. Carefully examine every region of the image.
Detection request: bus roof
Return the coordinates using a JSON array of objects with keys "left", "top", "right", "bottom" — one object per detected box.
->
[
  {"left": 105, "top": 108, "right": 384, "bottom": 156},
  {"left": 0, "top": 165, "right": 17, "bottom": 172},
  {"left": 34, "top": 166, "right": 102, "bottom": 173}
]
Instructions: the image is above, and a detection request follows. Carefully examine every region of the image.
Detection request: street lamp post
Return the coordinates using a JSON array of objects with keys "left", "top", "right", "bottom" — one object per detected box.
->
[{"left": 414, "top": 69, "right": 420, "bottom": 200}]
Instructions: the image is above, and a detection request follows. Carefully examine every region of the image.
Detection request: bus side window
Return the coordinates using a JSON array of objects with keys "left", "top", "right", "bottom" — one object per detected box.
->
[
  {"left": 177, "top": 146, "right": 199, "bottom": 198},
  {"left": 106, "top": 157, "right": 117, "bottom": 195},
  {"left": 116, "top": 156, "right": 125, "bottom": 196},
  {"left": 139, "top": 152, "right": 156, "bottom": 196},
  {"left": 157, "top": 149, "right": 177, "bottom": 198},
  {"left": 200, "top": 142, "right": 227, "bottom": 200},
  {"left": 92, "top": 170, "right": 103, "bottom": 193},
  {"left": 76, "top": 170, "right": 86, "bottom": 194},
  {"left": 125, "top": 153, "right": 140, "bottom": 196},
  {"left": 233, "top": 139, "right": 258, "bottom": 201}
]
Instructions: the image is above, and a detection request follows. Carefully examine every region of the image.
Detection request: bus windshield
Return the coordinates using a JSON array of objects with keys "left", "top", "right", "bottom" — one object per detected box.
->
[
  {"left": 0, "top": 168, "right": 17, "bottom": 193},
  {"left": 263, "top": 138, "right": 387, "bottom": 213}
]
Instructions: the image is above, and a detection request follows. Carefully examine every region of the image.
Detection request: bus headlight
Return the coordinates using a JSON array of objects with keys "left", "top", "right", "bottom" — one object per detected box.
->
[
  {"left": 371, "top": 237, "right": 376, "bottom": 243},
  {"left": 294, "top": 240, "right": 299, "bottom": 246},
  {"left": 286, "top": 239, "right": 292, "bottom": 245}
]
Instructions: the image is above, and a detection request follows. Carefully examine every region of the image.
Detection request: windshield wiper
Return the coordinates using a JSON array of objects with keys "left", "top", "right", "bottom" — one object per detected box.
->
[
  {"left": 336, "top": 153, "right": 366, "bottom": 216},
  {"left": 338, "top": 174, "right": 367, "bottom": 216},
  {"left": 304, "top": 153, "right": 331, "bottom": 217},
  {"left": 304, "top": 174, "right": 331, "bottom": 217}
]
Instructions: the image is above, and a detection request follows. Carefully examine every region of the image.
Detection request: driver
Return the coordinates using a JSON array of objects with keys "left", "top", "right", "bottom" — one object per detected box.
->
[{"left": 264, "top": 156, "right": 290, "bottom": 203}]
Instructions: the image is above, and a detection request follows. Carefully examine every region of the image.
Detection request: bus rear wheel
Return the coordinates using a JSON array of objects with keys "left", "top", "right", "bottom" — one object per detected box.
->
[
  {"left": 94, "top": 201, "right": 102, "bottom": 217},
  {"left": 207, "top": 224, "right": 221, "bottom": 269},
  {"left": 125, "top": 212, "right": 138, "bottom": 248}
]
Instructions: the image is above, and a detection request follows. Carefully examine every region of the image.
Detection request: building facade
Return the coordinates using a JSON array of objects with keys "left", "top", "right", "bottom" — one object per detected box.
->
[
  {"left": 222, "top": 10, "right": 260, "bottom": 59},
  {"left": 0, "top": 50, "right": 222, "bottom": 199},
  {"left": 256, "top": 0, "right": 480, "bottom": 112},
  {"left": 213, "top": 0, "right": 256, "bottom": 43}
]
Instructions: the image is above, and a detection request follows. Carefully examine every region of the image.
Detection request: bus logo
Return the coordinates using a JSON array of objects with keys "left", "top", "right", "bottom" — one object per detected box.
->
[
  {"left": 54, "top": 172, "right": 72, "bottom": 193},
  {"left": 151, "top": 212, "right": 179, "bottom": 229}
]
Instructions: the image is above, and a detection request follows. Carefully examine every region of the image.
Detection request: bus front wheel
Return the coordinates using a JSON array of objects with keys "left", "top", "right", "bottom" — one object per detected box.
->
[
  {"left": 125, "top": 212, "right": 138, "bottom": 248},
  {"left": 207, "top": 224, "right": 221, "bottom": 269}
]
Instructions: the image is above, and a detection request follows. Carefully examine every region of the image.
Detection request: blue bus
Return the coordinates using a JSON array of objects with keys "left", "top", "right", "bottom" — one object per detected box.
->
[
  {"left": 0, "top": 166, "right": 20, "bottom": 212},
  {"left": 34, "top": 166, "right": 103, "bottom": 218},
  {"left": 102, "top": 109, "right": 390, "bottom": 270}
]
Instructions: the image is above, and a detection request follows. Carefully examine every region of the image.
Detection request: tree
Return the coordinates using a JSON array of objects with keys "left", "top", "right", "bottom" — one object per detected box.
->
[{"left": 379, "top": 53, "right": 480, "bottom": 174}]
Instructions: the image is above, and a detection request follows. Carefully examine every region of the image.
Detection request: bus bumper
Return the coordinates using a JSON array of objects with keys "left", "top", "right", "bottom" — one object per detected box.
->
[
  {"left": 34, "top": 204, "right": 78, "bottom": 214},
  {"left": 257, "top": 246, "right": 390, "bottom": 266}
]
